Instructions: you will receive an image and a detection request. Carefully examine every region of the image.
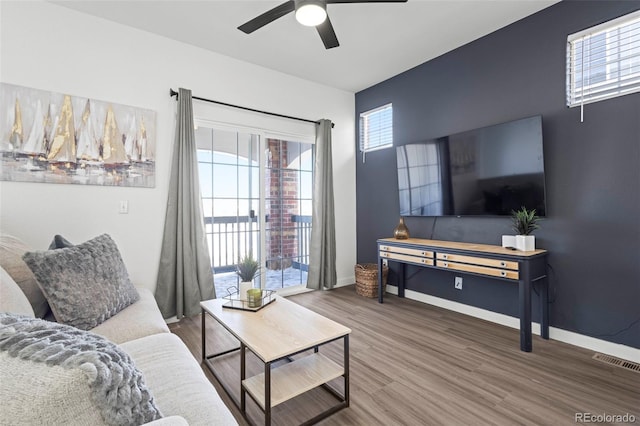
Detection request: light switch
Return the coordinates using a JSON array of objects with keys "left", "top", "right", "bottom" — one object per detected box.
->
[{"left": 119, "top": 200, "right": 129, "bottom": 214}]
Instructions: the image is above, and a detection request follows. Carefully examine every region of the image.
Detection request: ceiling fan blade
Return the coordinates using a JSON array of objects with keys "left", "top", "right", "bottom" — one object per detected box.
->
[
  {"left": 238, "top": 1, "right": 295, "bottom": 34},
  {"left": 317, "top": 16, "right": 340, "bottom": 49},
  {"left": 326, "top": 0, "right": 408, "bottom": 3}
]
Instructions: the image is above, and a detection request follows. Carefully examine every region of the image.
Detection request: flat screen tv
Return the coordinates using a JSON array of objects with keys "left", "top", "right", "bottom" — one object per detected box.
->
[{"left": 397, "top": 115, "right": 546, "bottom": 217}]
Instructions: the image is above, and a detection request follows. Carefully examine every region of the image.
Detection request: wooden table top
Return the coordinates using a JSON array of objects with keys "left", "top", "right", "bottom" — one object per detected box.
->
[
  {"left": 379, "top": 237, "right": 547, "bottom": 258},
  {"left": 201, "top": 295, "right": 351, "bottom": 362}
]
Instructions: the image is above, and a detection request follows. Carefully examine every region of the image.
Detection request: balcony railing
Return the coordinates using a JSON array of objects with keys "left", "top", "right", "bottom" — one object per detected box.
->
[
  {"left": 204, "top": 215, "right": 257, "bottom": 273},
  {"left": 291, "top": 214, "right": 311, "bottom": 272},
  {"left": 204, "top": 214, "right": 311, "bottom": 274}
]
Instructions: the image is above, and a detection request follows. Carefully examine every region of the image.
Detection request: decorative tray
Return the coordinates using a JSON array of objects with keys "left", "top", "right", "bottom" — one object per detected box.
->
[{"left": 222, "top": 288, "right": 276, "bottom": 312}]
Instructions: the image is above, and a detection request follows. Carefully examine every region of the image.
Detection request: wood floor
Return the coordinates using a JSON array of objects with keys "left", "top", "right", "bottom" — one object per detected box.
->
[{"left": 169, "top": 286, "right": 640, "bottom": 425}]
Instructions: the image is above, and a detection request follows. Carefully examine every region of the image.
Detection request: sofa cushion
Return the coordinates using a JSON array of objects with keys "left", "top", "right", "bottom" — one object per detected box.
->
[
  {"left": 0, "top": 266, "right": 35, "bottom": 317},
  {"left": 0, "top": 234, "right": 49, "bottom": 318},
  {"left": 91, "top": 287, "right": 170, "bottom": 344},
  {"left": 22, "top": 234, "right": 140, "bottom": 330},
  {"left": 121, "top": 333, "right": 237, "bottom": 426},
  {"left": 0, "top": 313, "right": 162, "bottom": 426}
]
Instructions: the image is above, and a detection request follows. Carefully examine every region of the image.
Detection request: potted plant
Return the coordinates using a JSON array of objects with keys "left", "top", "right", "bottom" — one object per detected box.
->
[
  {"left": 511, "top": 207, "right": 541, "bottom": 251},
  {"left": 236, "top": 253, "right": 260, "bottom": 298}
]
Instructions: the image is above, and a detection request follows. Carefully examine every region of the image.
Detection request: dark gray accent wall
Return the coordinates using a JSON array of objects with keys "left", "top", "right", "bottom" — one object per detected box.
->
[{"left": 355, "top": 1, "right": 640, "bottom": 348}]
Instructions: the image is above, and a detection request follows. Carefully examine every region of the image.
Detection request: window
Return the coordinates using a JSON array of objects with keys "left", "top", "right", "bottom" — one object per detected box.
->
[
  {"left": 359, "top": 103, "right": 393, "bottom": 159},
  {"left": 567, "top": 10, "right": 640, "bottom": 109}
]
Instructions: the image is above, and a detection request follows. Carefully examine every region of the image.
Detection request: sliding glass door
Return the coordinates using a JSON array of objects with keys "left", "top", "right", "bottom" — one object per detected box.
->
[{"left": 196, "top": 124, "right": 314, "bottom": 295}]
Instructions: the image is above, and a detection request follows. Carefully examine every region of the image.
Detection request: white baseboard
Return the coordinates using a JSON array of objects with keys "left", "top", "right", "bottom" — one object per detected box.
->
[
  {"left": 164, "top": 316, "right": 179, "bottom": 324},
  {"left": 276, "top": 276, "right": 353, "bottom": 293},
  {"left": 276, "top": 285, "right": 313, "bottom": 297},
  {"left": 336, "top": 275, "right": 355, "bottom": 288},
  {"left": 386, "top": 285, "right": 640, "bottom": 363}
]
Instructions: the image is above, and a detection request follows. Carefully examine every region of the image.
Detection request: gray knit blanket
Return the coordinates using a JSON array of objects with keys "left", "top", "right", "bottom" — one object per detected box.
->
[{"left": 0, "top": 313, "right": 162, "bottom": 425}]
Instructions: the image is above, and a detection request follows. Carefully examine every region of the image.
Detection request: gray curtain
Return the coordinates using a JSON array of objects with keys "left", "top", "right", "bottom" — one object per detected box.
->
[
  {"left": 155, "top": 88, "right": 215, "bottom": 319},
  {"left": 307, "top": 119, "right": 337, "bottom": 290}
]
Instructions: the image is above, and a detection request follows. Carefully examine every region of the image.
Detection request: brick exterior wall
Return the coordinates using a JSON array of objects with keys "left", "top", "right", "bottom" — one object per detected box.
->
[{"left": 266, "top": 139, "right": 299, "bottom": 270}]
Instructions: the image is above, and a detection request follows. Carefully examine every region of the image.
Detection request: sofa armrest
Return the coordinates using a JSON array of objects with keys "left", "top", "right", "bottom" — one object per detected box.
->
[{"left": 144, "top": 415, "right": 189, "bottom": 426}]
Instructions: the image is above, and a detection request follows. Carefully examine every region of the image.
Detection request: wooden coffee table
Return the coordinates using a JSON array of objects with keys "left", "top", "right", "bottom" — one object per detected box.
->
[{"left": 201, "top": 295, "right": 351, "bottom": 425}]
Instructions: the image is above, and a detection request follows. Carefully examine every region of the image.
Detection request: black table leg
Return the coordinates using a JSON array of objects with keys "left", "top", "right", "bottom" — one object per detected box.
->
[
  {"left": 264, "top": 362, "right": 271, "bottom": 426},
  {"left": 378, "top": 255, "right": 384, "bottom": 303},
  {"left": 344, "top": 334, "right": 350, "bottom": 407},
  {"left": 540, "top": 275, "right": 549, "bottom": 340},
  {"left": 240, "top": 342, "right": 246, "bottom": 412},
  {"left": 398, "top": 262, "right": 405, "bottom": 298},
  {"left": 201, "top": 308, "right": 206, "bottom": 361},
  {"left": 519, "top": 261, "right": 532, "bottom": 352}
]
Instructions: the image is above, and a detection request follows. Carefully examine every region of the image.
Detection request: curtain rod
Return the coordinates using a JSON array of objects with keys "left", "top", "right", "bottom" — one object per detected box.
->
[{"left": 169, "top": 89, "right": 334, "bottom": 128}]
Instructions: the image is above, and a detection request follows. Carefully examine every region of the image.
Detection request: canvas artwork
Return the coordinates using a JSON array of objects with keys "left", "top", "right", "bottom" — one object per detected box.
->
[{"left": 0, "top": 83, "right": 156, "bottom": 187}]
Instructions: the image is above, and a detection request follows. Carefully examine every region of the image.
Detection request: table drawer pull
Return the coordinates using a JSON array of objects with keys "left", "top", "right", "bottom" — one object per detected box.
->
[
  {"left": 500, "top": 271, "right": 507, "bottom": 277},
  {"left": 500, "top": 261, "right": 506, "bottom": 267},
  {"left": 442, "top": 262, "right": 449, "bottom": 267},
  {"left": 441, "top": 254, "right": 448, "bottom": 259}
]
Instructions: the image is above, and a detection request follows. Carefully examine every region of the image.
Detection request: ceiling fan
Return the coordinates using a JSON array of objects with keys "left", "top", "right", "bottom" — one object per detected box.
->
[{"left": 238, "top": 0, "right": 408, "bottom": 50}]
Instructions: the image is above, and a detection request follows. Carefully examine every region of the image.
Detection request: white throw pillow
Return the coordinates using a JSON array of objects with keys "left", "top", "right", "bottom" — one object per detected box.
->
[
  {"left": 0, "top": 234, "right": 49, "bottom": 317},
  {"left": 0, "top": 266, "right": 35, "bottom": 317}
]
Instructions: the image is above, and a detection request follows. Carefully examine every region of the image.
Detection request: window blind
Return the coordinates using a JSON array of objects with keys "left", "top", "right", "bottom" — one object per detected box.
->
[
  {"left": 359, "top": 103, "right": 393, "bottom": 156},
  {"left": 567, "top": 10, "right": 640, "bottom": 113}
]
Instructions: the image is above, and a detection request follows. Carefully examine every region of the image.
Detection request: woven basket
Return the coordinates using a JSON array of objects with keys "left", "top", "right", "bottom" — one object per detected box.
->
[{"left": 355, "top": 263, "right": 388, "bottom": 298}]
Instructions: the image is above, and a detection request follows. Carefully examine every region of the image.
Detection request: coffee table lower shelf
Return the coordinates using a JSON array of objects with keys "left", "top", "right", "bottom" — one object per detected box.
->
[{"left": 242, "top": 353, "right": 344, "bottom": 410}]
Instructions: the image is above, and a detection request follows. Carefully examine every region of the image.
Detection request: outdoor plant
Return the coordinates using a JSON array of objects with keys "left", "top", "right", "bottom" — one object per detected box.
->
[
  {"left": 511, "top": 207, "right": 541, "bottom": 235},
  {"left": 237, "top": 253, "right": 260, "bottom": 282}
]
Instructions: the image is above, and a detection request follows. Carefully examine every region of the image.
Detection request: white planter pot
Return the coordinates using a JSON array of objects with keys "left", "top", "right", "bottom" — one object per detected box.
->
[
  {"left": 516, "top": 235, "right": 535, "bottom": 252},
  {"left": 239, "top": 281, "right": 253, "bottom": 299},
  {"left": 502, "top": 235, "right": 516, "bottom": 248}
]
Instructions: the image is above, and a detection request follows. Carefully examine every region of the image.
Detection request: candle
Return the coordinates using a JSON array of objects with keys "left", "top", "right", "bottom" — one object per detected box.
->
[{"left": 247, "top": 288, "right": 262, "bottom": 308}]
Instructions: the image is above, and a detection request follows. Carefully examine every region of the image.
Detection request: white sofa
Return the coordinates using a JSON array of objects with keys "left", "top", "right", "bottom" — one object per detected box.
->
[{"left": 0, "top": 237, "right": 237, "bottom": 426}]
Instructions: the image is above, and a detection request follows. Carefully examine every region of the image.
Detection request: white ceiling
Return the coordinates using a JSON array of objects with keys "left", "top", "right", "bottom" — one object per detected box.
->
[{"left": 52, "top": 0, "right": 559, "bottom": 93}]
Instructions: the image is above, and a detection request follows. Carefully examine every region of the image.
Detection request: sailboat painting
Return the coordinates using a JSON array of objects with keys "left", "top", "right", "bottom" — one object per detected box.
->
[{"left": 0, "top": 83, "right": 156, "bottom": 187}]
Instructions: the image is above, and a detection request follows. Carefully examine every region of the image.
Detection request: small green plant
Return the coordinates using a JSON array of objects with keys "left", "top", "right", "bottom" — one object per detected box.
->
[
  {"left": 236, "top": 253, "right": 260, "bottom": 282},
  {"left": 511, "top": 207, "right": 541, "bottom": 235}
]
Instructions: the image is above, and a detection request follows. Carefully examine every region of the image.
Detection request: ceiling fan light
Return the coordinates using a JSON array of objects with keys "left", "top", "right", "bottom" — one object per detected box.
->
[{"left": 295, "top": 2, "right": 327, "bottom": 27}]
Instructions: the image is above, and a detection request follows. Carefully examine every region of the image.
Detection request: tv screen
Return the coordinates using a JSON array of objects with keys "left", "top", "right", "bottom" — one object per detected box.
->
[{"left": 397, "top": 115, "right": 546, "bottom": 217}]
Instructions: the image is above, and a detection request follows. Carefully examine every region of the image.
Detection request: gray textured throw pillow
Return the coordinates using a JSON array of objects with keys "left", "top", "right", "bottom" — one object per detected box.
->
[{"left": 22, "top": 234, "right": 140, "bottom": 330}]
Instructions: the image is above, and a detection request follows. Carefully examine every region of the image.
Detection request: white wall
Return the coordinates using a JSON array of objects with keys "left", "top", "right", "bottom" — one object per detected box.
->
[{"left": 0, "top": 1, "right": 357, "bottom": 292}]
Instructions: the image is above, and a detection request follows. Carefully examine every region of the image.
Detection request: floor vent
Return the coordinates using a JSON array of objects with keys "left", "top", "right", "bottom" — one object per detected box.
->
[{"left": 593, "top": 353, "right": 640, "bottom": 373}]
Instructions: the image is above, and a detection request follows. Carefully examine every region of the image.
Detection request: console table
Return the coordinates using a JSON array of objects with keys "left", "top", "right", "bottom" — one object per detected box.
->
[{"left": 377, "top": 238, "right": 548, "bottom": 352}]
